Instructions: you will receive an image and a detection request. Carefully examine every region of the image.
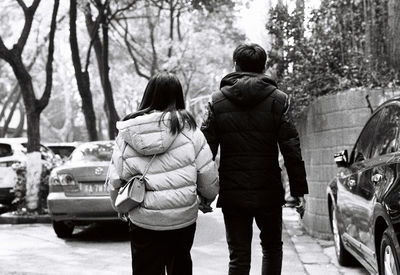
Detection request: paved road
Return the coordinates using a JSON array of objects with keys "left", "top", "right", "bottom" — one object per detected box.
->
[{"left": 0, "top": 207, "right": 369, "bottom": 275}]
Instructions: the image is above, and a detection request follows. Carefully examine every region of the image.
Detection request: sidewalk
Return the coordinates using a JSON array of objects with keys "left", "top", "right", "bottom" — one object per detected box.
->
[
  {"left": 281, "top": 207, "right": 368, "bottom": 275},
  {"left": 0, "top": 205, "right": 369, "bottom": 275}
]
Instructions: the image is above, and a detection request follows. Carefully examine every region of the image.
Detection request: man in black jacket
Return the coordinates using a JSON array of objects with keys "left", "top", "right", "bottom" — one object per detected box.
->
[{"left": 201, "top": 43, "right": 308, "bottom": 275}]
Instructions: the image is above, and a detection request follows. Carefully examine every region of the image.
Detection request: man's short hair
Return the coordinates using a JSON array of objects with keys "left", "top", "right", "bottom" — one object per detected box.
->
[{"left": 233, "top": 43, "right": 267, "bottom": 73}]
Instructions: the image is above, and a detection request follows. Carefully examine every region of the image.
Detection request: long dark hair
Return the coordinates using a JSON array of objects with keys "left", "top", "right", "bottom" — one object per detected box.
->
[{"left": 123, "top": 72, "right": 196, "bottom": 134}]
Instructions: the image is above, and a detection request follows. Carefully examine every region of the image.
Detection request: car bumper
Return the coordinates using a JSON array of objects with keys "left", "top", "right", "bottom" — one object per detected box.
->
[
  {"left": 47, "top": 192, "right": 118, "bottom": 222},
  {"left": 0, "top": 187, "right": 14, "bottom": 205}
]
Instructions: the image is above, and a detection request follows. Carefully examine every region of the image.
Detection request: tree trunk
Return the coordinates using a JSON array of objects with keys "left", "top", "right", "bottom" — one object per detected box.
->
[
  {"left": 84, "top": 5, "right": 119, "bottom": 140},
  {"left": 168, "top": 1, "right": 175, "bottom": 58},
  {"left": 18, "top": 73, "right": 41, "bottom": 210},
  {"left": 371, "top": 0, "right": 376, "bottom": 68},
  {"left": 388, "top": 0, "right": 400, "bottom": 70},
  {"left": 101, "top": 20, "right": 119, "bottom": 139},
  {"left": 363, "top": 0, "right": 372, "bottom": 61},
  {"left": 69, "top": 0, "right": 98, "bottom": 141},
  {"left": 10, "top": 57, "right": 42, "bottom": 152},
  {"left": 294, "top": 0, "right": 305, "bottom": 72},
  {"left": 25, "top": 109, "right": 42, "bottom": 210}
]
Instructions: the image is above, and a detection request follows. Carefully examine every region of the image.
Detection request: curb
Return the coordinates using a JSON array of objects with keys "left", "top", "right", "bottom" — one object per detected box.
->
[{"left": 0, "top": 212, "right": 51, "bottom": 224}]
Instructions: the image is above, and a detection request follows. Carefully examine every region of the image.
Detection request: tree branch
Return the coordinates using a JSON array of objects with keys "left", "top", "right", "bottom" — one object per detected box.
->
[
  {"left": 0, "top": 37, "right": 12, "bottom": 63},
  {"left": 111, "top": 19, "right": 153, "bottom": 67},
  {"left": 12, "top": 103, "right": 25, "bottom": 137},
  {"left": 122, "top": 22, "right": 150, "bottom": 79},
  {"left": 15, "top": 0, "right": 28, "bottom": 11},
  {"left": 37, "top": 0, "right": 60, "bottom": 112},
  {"left": 113, "top": 15, "right": 150, "bottom": 20},
  {"left": 15, "top": 0, "right": 41, "bottom": 54},
  {"left": 84, "top": 3, "right": 103, "bottom": 72},
  {"left": 149, "top": 0, "right": 165, "bottom": 9},
  {"left": 0, "top": 86, "right": 19, "bottom": 125},
  {"left": 109, "top": 0, "right": 138, "bottom": 21},
  {"left": 1, "top": 91, "right": 22, "bottom": 137}
]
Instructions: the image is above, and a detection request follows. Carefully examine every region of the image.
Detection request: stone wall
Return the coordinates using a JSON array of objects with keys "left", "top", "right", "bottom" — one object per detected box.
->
[{"left": 297, "top": 88, "right": 400, "bottom": 239}]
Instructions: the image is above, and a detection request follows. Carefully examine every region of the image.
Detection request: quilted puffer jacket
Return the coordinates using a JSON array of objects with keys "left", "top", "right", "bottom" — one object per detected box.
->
[
  {"left": 201, "top": 72, "right": 308, "bottom": 209},
  {"left": 107, "top": 111, "right": 219, "bottom": 231}
]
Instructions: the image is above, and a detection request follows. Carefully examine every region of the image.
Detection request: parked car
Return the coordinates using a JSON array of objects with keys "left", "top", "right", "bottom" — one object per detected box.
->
[
  {"left": 47, "top": 140, "right": 118, "bottom": 238},
  {"left": 45, "top": 142, "right": 79, "bottom": 159},
  {"left": 0, "top": 138, "right": 58, "bottom": 206},
  {"left": 327, "top": 98, "right": 400, "bottom": 274}
]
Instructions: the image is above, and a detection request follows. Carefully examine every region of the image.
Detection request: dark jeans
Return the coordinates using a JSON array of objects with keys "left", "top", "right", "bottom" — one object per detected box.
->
[
  {"left": 129, "top": 222, "right": 196, "bottom": 275},
  {"left": 222, "top": 207, "right": 283, "bottom": 275}
]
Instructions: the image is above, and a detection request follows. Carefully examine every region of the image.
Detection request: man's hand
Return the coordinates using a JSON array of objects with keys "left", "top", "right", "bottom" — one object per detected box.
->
[{"left": 294, "top": 196, "right": 306, "bottom": 219}]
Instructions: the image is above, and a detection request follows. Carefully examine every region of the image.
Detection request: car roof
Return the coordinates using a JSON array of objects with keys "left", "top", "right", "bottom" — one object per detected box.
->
[
  {"left": 0, "top": 137, "right": 28, "bottom": 144},
  {"left": 76, "top": 140, "right": 114, "bottom": 146}
]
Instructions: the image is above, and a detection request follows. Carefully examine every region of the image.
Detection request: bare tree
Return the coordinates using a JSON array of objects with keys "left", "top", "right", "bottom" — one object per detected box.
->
[
  {"left": 0, "top": 13, "right": 66, "bottom": 138},
  {"left": 0, "top": 0, "right": 60, "bottom": 210},
  {"left": 84, "top": 0, "right": 121, "bottom": 139}
]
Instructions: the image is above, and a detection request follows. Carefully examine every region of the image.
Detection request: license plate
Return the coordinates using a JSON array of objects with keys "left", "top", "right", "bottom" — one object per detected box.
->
[{"left": 78, "top": 183, "right": 108, "bottom": 194}]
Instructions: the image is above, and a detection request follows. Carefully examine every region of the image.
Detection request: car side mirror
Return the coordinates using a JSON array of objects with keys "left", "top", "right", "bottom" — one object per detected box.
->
[{"left": 334, "top": 150, "right": 348, "bottom": 167}]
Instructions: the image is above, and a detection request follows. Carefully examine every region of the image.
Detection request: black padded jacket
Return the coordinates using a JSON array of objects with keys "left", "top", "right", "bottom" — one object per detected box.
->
[{"left": 201, "top": 72, "right": 308, "bottom": 209}]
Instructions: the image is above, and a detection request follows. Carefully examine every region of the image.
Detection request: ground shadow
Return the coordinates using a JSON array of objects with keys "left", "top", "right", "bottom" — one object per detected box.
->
[{"left": 65, "top": 221, "right": 129, "bottom": 242}]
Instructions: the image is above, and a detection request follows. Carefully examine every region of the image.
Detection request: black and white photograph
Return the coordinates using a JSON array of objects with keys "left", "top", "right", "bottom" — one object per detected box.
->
[{"left": 0, "top": 0, "right": 399, "bottom": 274}]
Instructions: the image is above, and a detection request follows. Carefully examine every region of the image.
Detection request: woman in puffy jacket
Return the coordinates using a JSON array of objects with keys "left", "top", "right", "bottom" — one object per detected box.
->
[{"left": 106, "top": 72, "right": 219, "bottom": 275}]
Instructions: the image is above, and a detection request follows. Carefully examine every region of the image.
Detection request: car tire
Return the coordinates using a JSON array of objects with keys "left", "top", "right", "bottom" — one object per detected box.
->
[
  {"left": 330, "top": 203, "right": 357, "bottom": 266},
  {"left": 380, "top": 229, "right": 399, "bottom": 275},
  {"left": 53, "top": 221, "right": 74, "bottom": 238}
]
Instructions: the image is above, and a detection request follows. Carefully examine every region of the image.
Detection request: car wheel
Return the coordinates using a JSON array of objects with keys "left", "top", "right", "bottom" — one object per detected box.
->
[
  {"left": 53, "top": 221, "right": 74, "bottom": 238},
  {"left": 330, "top": 203, "right": 356, "bottom": 266},
  {"left": 380, "top": 229, "right": 399, "bottom": 275}
]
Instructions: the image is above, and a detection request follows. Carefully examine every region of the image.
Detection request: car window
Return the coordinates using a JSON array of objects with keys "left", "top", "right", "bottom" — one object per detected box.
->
[
  {"left": 0, "top": 144, "right": 13, "bottom": 157},
  {"left": 49, "top": 146, "right": 76, "bottom": 158},
  {"left": 70, "top": 143, "right": 113, "bottom": 162},
  {"left": 370, "top": 104, "right": 400, "bottom": 158},
  {"left": 351, "top": 111, "right": 382, "bottom": 163}
]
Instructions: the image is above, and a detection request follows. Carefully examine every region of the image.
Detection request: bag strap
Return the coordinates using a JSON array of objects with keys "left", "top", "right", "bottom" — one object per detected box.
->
[{"left": 141, "top": 154, "right": 157, "bottom": 179}]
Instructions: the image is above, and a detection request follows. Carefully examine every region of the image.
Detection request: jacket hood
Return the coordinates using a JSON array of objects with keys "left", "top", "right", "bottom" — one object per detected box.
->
[
  {"left": 116, "top": 112, "right": 177, "bottom": 155},
  {"left": 220, "top": 72, "right": 277, "bottom": 106}
]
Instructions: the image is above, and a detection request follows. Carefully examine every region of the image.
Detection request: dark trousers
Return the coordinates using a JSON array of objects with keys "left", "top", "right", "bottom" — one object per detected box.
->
[
  {"left": 222, "top": 207, "right": 283, "bottom": 275},
  {"left": 129, "top": 222, "right": 196, "bottom": 275}
]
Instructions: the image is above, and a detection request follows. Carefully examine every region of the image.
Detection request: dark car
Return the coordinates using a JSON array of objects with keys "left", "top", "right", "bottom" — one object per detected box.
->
[
  {"left": 327, "top": 98, "right": 400, "bottom": 274},
  {"left": 47, "top": 141, "right": 118, "bottom": 238}
]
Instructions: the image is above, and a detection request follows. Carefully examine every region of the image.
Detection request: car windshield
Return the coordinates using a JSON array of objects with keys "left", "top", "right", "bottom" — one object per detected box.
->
[{"left": 70, "top": 142, "right": 113, "bottom": 162}]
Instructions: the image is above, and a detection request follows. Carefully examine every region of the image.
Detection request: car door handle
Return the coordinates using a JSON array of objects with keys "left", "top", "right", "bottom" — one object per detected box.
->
[{"left": 371, "top": 173, "right": 383, "bottom": 184}]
